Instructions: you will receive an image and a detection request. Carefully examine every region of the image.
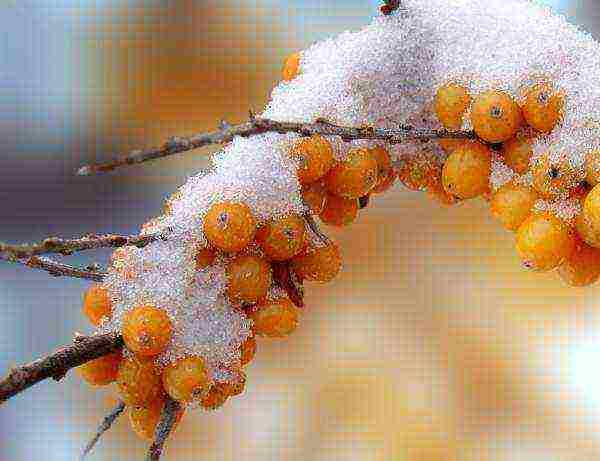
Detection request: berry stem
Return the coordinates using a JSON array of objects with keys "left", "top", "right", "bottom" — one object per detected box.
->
[
  {"left": 0, "top": 332, "right": 123, "bottom": 403},
  {"left": 146, "top": 397, "right": 182, "bottom": 461},
  {"left": 75, "top": 117, "right": 474, "bottom": 176},
  {"left": 80, "top": 400, "right": 126, "bottom": 460}
]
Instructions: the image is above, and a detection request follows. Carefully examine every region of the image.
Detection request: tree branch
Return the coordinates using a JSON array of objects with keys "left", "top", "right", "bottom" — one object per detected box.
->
[
  {"left": 380, "top": 0, "right": 401, "bottom": 15},
  {"left": 18, "top": 256, "right": 106, "bottom": 282},
  {"left": 0, "top": 331, "right": 123, "bottom": 404},
  {"left": 76, "top": 117, "right": 474, "bottom": 176},
  {"left": 80, "top": 400, "right": 126, "bottom": 460},
  {"left": 146, "top": 397, "right": 182, "bottom": 461}
]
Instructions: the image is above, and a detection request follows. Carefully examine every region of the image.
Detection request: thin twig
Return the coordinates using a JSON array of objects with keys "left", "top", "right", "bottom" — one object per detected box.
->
[
  {"left": 76, "top": 117, "right": 474, "bottom": 176},
  {"left": 380, "top": 0, "right": 401, "bottom": 15},
  {"left": 18, "top": 256, "right": 106, "bottom": 282},
  {"left": 146, "top": 397, "right": 182, "bottom": 461},
  {"left": 80, "top": 400, "right": 126, "bottom": 460},
  {"left": 0, "top": 230, "right": 169, "bottom": 261},
  {"left": 303, "top": 213, "right": 330, "bottom": 245},
  {"left": 0, "top": 331, "right": 123, "bottom": 403}
]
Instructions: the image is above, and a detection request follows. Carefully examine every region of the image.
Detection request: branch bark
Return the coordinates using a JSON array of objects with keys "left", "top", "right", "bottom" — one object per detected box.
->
[
  {"left": 146, "top": 397, "right": 182, "bottom": 461},
  {"left": 20, "top": 256, "right": 106, "bottom": 282},
  {"left": 80, "top": 400, "right": 126, "bottom": 460},
  {"left": 76, "top": 117, "right": 474, "bottom": 176},
  {"left": 0, "top": 331, "right": 123, "bottom": 403}
]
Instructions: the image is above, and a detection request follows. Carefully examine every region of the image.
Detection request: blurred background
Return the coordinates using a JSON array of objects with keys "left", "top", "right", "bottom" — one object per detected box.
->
[{"left": 1, "top": 0, "right": 599, "bottom": 459}]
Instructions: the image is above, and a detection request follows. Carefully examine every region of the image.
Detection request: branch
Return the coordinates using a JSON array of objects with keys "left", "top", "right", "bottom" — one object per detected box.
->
[
  {"left": 146, "top": 397, "right": 182, "bottom": 461},
  {"left": 0, "top": 331, "right": 123, "bottom": 403},
  {"left": 80, "top": 400, "right": 126, "bottom": 460},
  {"left": 380, "top": 0, "right": 401, "bottom": 15},
  {"left": 303, "top": 213, "right": 331, "bottom": 245},
  {"left": 76, "top": 117, "right": 474, "bottom": 176},
  {"left": 18, "top": 256, "right": 106, "bottom": 282}
]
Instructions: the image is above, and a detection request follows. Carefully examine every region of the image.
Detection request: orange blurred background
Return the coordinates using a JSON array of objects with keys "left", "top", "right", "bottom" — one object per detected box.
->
[{"left": 2, "top": 1, "right": 600, "bottom": 460}]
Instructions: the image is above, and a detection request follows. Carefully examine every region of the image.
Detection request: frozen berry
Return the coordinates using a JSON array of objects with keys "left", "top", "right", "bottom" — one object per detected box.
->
[
  {"left": 256, "top": 214, "right": 307, "bottom": 261},
  {"left": 490, "top": 183, "right": 539, "bottom": 231},
  {"left": 471, "top": 90, "right": 523, "bottom": 143},
  {"left": 434, "top": 82, "right": 471, "bottom": 131},
  {"left": 325, "top": 148, "right": 378, "bottom": 198},
  {"left": 301, "top": 181, "right": 327, "bottom": 214},
  {"left": 204, "top": 201, "right": 257, "bottom": 253},
  {"left": 240, "top": 335, "right": 257, "bottom": 366},
  {"left": 319, "top": 193, "right": 359, "bottom": 227},
  {"left": 250, "top": 297, "right": 299, "bottom": 338},
  {"left": 292, "top": 242, "right": 342, "bottom": 282},
  {"left": 82, "top": 284, "right": 112, "bottom": 326},
  {"left": 291, "top": 136, "right": 334, "bottom": 185},
  {"left": 442, "top": 141, "right": 491, "bottom": 199},
  {"left": 162, "top": 356, "right": 210, "bottom": 402},
  {"left": 195, "top": 247, "right": 217, "bottom": 270},
  {"left": 76, "top": 351, "right": 122, "bottom": 386},
  {"left": 282, "top": 52, "right": 301, "bottom": 81},
  {"left": 122, "top": 305, "right": 173, "bottom": 357},
  {"left": 227, "top": 255, "right": 272, "bottom": 304},
  {"left": 502, "top": 135, "right": 533, "bottom": 174},
  {"left": 116, "top": 355, "right": 163, "bottom": 406},
  {"left": 521, "top": 82, "right": 564, "bottom": 133}
]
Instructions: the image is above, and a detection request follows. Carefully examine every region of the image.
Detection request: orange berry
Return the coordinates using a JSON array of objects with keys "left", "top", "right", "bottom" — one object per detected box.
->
[
  {"left": 129, "top": 397, "right": 184, "bottom": 441},
  {"left": 195, "top": 247, "right": 216, "bottom": 270},
  {"left": 531, "top": 151, "right": 581, "bottom": 199},
  {"left": 434, "top": 82, "right": 471, "bottom": 130},
  {"left": 397, "top": 154, "right": 437, "bottom": 191},
  {"left": 240, "top": 335, "right": 257, "bottom": 366},
  {"left": 516, "top": 212, "right": 576, "bottom": 271},
  {"left": 578, "top": 184, "right": 600, "bottom": 248},
  {"left": 122, "top": 305, "right": 172, "bottom": 357},
  {"left": 200, "top": 384, "right": 230, "bottom": 410},
  {"left": 371, "top": 168, "right": 397, "bottom": 194},
  {"left": 223, "top": 368, "right": 246, "bottom": 397},
  {"left": 301, "top": 181, "right": 327, "bottom": 214},
  {"left": 558, "top": 237, "right": 600, "bottom": 287},
  {"left": 471, "top": 90, "right": 523, "bottom": 143},
  {"left": 368, "top": 146, "right": 392, "bottom": 181},
  {"left": 282, "top": 52, "right": 301, "bottom": 81},
  {"left": 437, "top": 138, "right": 464, "bottom": 153},
  {"left": 291, "top": 135, "right": 335, "bottom": 185},
  {"left": 502, "top": 136, "right": 533, "bottom": 174},
  {"left": 82, "top": 283, "right": 112, "bottom": 326},
  {"left": 442, "top": 141, "right": 492, "bottom": 199},
  {"left": 116, "top": 355, "right": 163, "bottom": 406},
  {"left": 204, "top": 201, "right": 257, "bottom": 253},
  {"left": 250, "top": 297, "right": 299, "bottom": 338},
  {"left": 162, "top": 356, "right": 210, "bottom": 402},
  {"left": 585, "top": 150, "right": 600, "bottom": 186},
  {"left": 319, "top": 193, "right": 359, "bottom": 227},
  {"left": 291, "top": 242, "right": 342, "bottom": 282},
  {"left": 521, "top": 82, "right": 564, "bottom": 133},
  {"left": 324, "top": 148, "right": 378, "bottom": 198},
  {"left": 490, "top": 183, "right": 539, "bottom": 231},
  {"left": 76, "top": 351, "right": 121, "bottom": 386},
  {"left": 256, "top": 214, "right": 307, "bottom": 261},
  {"left": 226, "top": 255, "right": 272, "bottom": 304},
  {"left": 426, "top": 171, "right": 460, "bottom": 206}
]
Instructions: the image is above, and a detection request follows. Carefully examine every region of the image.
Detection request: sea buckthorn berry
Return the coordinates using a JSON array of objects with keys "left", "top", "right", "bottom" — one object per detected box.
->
[
  {"left": 162, "top": 356, "right": 210, "bottom": 402},
  {"left": 291, "top": 242, "right": 342, "bottom": 282},
  {"left": 76, "top": 351, "right": 121, "bottom": 386},
  {"left": 282, "top": 52, "right": 301, "bottom": 81},
  {"left": 490, "top": 183, "right": 539, "bottom": 231},
  {"left": 291, "top": 135, "right": 335, "bottom": 185},
  {"left": 531, "top": 151, "right": 581, "bottom": 199},
  {"left": 521, "top": 82, "right": 564, "bottom": 133},
  {"left": 502, "top": 136, "right": 533, "bottom": 174},
  {"left": 116, "top": 356, "right": 163, "bottom": 406},
  {"left": 240, "top": 335, "right": 257, "bottom": 366},
  {"left": 585, "top": 150, "right": 600, "bottom": 186},
  {"left": 372, "top": 168, "right": 397, "bottom": 194},
  {"left": 223, "top": 369, "right": 247, "bottom": 397},
  {"left": 578, "top": 185, "right": 600, "bottom": 247},
  {"left": 442, "top": 141, "right": 492, "bottom": 199},
  {"left": 397, "top": 154, "right": 436, "bottom": 191},
  {"left": 437, "top": 138, "right": 464, "bottom": 153},
  {"left": 558, "top": 237, "right": 600, "bottom": 287},
  {"left": 368, "top": 146, "right": 392, "bottom": 182},
  {"left": 256, "top": 214, "right": 307, "bottom": 261},
  {"left": 200, "top": 384, "right": 230, "bottom": 410},
  {"left": 129, "top": 397, "right": 185, "bottom": 441},
  {"left": 434, "top": 82, "right": 472, "bottom": 131},
  {"left": 204, "top": 201, "right": 257, "bottom": 253},
  {"left": 471, "top": 90, "right": 523, "bottom": 143},
  {"left": 319, "top": 193, "right": 359, "bottom": 227},
  {"left": 226, "top": 255, "right": 272, "bottom": 304},
  {"left": 324, "top": 148, "right": 378, "bottom": 198},
  {"left": 195, "top": 247, "right": 216, "bottom": 270},
  {"left": 516, "top": 212, "right": 576, "bottom": 271},
  {"left": 82, "top": 283, "right": 112, "bottom": 326},
  {"left": 122, "top": 305, "right": 172, "bottom": 357},
  {"left": 426, "top": 171, "right": 460, "bottom": 206},
  {"left": 301, "top": 181, "right": 327, "bottom": 214},
  {"left": 250, "top": 297, "right": 299, "bottom": 338}
]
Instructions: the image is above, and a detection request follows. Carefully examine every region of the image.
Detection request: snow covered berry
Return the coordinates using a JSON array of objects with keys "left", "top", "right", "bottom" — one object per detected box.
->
[
  {"left": 290, "top": 135, "right": 335, "bottom": 185},
  {"left": 282, "top": 51, "right": 301, "bottom": 81},
  {"left": 116, "top": 355, "right": 163, "bottom": 406},
  {"left": 521, "top": 82, "right": 564, "bottom": 133},
  {"left": 256, "top": 214, "right": 307, "bottom": 261},
  {"left": 76, "top": 351, "right": 121, "bottom": 386},
  {"left": 162, "top": 356, "right": 210, "bottom": 402},
  {"left": 122, "top": 305, "right": 173, "bottom": 357},
  {"left": 585, "top": 150, "right": 600, "bottom": 186},
  {"left": 249, "top": 297, "right": 299, "bottom": 338},
  {"left": 195, "top": 247, "right": 217, "bottom": 270},
  {"left": 371, "top": 168, "right": 397, "bottom": 194},
  {"left": 490, "top": 182, "right": 539, "bottom": 231},
  {"left": 531, "top": 151, "right": 581, "bottom": 199},
  {"left": 226, "top": 255, "right": 272, "bottom": 304},
  {"left": 325, "top": 148, "right": 378, "bottom": 198},
  {"left": 301, "top": 181, "right": 327, "bottom": 214},
  {"left": 240, "top": 335, "right": 257, "bottom": 366},
  {"left": 200, "top": 384, "right": 230, "bottom": 410},
  {"left": 442, "top": 141, "right": 491, "bottom": 199},
  {"left": 397, "top": 154, "right": 436, "bottom": 191},
  {"left": 82, "top": 283, "right": 112, "bottom": 326},
  {"left": 204, "top": 201, "right": 257, "bottom": 253},
  {"left": 578, "top": 184, "right": 600, "bottom": 247},
  {"left": 319, "top": 193, "right": 359, "bottom": 227},
  {"left": 502, "top": 135, "right": 533, "bottom": 174},
  {"left": 434, "top": 82, "right": 471, "bottom": 131},
  {"left": 292, "top": 242, "right": 342, "bottom": 282},
  {"left": 471, "top": 90, "right": 523, "bottom": 143}
]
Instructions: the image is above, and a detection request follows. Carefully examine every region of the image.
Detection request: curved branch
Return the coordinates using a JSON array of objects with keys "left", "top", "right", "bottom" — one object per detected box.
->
[
  {"left": 76, "top": 117, "right": 474, "bottom": 176},
  {"left": 146, "top": 397, "right": 182, "bottom": 461},
  {"left": 80, "top": 400, "right": 126, "bottom": 460},
  {"left": 21, "top": 256, "right": 106, "bottom": 282},
  {"left": 0, "top": 332, "right": 123, "bottom": 403}
]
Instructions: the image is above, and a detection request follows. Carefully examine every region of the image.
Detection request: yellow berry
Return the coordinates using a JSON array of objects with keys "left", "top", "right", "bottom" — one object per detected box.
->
[
  {"left": 301, "top": 181, "right": 327, "bottom": 214},
  {"left": 226, "top": 255, "right": 272, "bottom": 304},
  {"left": 319, "top": 193, "right": 359, "bottom": 227},
  {"left": 82, "top": 284, "right": 112, "bottom": 326},
  {"left": 282, "top": 52, "right": 301, "bottom": 81},
  {"left": 324, "top": 148, "right": 378, "bottom": 198},
  {"left": 291, "top": 135, "right": 335, "bottom": 185},
  {"left": 76, "top": 351, "right": 122, "bottom": 386},
  {"left": 502, "top": 136, "right": 533, "bottom": 174},
  {"left": 162, "top": 356, "right": 210, "bottom": 402},
  {"left": 204, "top": 201, "right": 257, "bottom": 253},
  {"left": 577, "top": 185, "right": 600, "bottom": 248},
  {"left": 434, "top": 82, "right": 472, "bottom": 130},
  {"left": 471, "top": 90, "right": 523, "bottom": 143},
  {"left": 516, "top": 212, "right": 576, "bottom": 271},
  {"left": 240, "top": 335, "right": 257, "bottom": 366},
  {"left": 129, "top": 397, "right": 184, "bottom": 441},
  {"left": 122, "top": 305, "right": 173, "bottom": 357},
  {"left": 291, "top": 242, "right": 342, "bottom": 282},
  {"left": 490, "top": 183, "right": 539, "bottom": 231},
  {"left": 250, "top": 297, "right": 299, "bottom": 338},
  {"left": 256, "top": 214, "right": 307, "bottom": 261},
  {"left": 200, "top": 384, "right": 230, "bottom": 410},
  {"left": 531, "top": 151, "right": 581, "bottom": 199},
  {"left": 442, "top": 141, "right": 491, "bottom": 199},
  {"left": 521, "top": 82, "right": 564, "bottom": 133},
  {"left": 195, "top": 247, "right": 216, "bottom": 270},
  {"left": 585, "top": 150, "right": 600, "bottom": 186},
  {"left": 558, "top": 237, "right": 600, "bottom": 287},
  {"left": 116, "top": 356, "right": 163, "bottom": 406}
]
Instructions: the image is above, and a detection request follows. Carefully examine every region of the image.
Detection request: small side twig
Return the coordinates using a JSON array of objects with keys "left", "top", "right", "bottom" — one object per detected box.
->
[
  {"left": 303, "top": 213, "right": 330, "bottom": 245},
  {"left": 0, "top": 332, "right": 123, "bottom": 403},
  {"left": 146, "top": 397, "right": 182, "bottom": 461},
  {"left": 20, "top": 256, "right": 106, "bottom": 282},
  {"left": 80, "top": 400, "right": 126, "bottom": 460}
]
